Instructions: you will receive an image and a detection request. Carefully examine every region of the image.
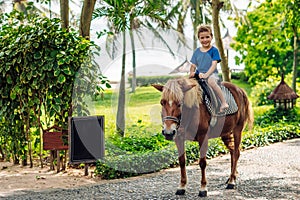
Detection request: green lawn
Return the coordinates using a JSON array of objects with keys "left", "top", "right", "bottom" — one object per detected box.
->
[
  {"left": 231, "top": 79, "right": 252, "bottom": 96},
  {"left": 88, "top": 86, "right": 162, "bottom": 136},
  {"left": 87, "top": 79, "right": 253, "bottom": 136}
]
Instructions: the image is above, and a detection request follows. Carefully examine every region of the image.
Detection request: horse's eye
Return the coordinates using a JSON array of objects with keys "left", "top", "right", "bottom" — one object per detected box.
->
[
  {"left": 160, "top": 99, "right": 166, "bottom": 106},
  {"left": 178, "top": 103, "right": 181, "bottom": 108}
]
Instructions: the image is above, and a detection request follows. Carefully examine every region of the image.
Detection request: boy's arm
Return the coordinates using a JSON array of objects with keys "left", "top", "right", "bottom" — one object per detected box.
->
[
  {"left": 202, "top": 60, "right": 217, "bottom": 78},
  {"left": 189, "top": 63, "right": 196, "bottom": 78}
]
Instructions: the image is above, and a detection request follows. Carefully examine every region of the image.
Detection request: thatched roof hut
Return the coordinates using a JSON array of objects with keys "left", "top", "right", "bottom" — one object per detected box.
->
[{"left": 267, "top": 74, "right": 299, "bottom": 109}]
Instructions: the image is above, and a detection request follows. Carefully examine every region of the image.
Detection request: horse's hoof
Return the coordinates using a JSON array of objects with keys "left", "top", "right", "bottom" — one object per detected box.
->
[
  {"left": 175, "top": 189, "right": 185, "bottom": 195},
  {"left": 198, "top": 190, "right": 207, "bottom": 197},
  {"left": 226, "top": 183, "right": 235, "bottom": 189}
]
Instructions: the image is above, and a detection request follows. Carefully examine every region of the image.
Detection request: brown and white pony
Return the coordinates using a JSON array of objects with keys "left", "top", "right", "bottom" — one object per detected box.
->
[{"left": 152, "top": 77, "right": 253, "bottom": 197}]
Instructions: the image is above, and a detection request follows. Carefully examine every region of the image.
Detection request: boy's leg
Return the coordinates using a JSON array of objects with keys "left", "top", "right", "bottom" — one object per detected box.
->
[{"left": 207, "top": 76, "right": 229, "bottom": 112}]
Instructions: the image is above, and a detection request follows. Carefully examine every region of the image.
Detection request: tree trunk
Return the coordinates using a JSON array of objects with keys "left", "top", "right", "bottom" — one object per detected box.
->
[
  {"left": 129, "top": 29, "right": 137, "bottom": 93},
  {"left": 292, "top": 26, "right": 298, "bottom": 92},
  {"left": 211, "top": 0, "right": 230, "bottom": 82},
  {"left": 0, "top": 146, "right": 5, "bottom": 161},
  {"left": 116, "top": 31, "right": 126, "bottom": 137},
  {"left": 191, "top": 0, "right": 201, "bottom": 49},
  {"left": 21, "top": 129, "right": 27, "bottom": 166},
  {"left": 79, "top": 0, "right": 96, "bottom": 39},
  {"left": 60, "top": 0, "right": 69, "bottom": 29}
]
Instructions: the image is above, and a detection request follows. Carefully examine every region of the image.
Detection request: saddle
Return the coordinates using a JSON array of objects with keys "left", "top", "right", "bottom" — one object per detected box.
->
[{"left": 197, "top": 78, "right": 238, "bottom": 126}]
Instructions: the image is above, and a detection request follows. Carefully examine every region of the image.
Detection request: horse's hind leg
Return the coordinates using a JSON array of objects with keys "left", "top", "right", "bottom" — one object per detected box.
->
[
  {"left": 221, "top": 129, "right": 242, "bottom": 189},
  {"left": 175, "top": 136, "right": 187, "bottom": 195}
]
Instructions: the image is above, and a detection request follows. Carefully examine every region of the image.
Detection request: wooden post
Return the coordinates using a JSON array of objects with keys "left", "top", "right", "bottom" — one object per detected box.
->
[
  {"left": 56, "top": 150, "right": 60, "bottom": 173},
  {"left": 84, "top": 163, "right": 89, "bottom": 176},
  {"left": 50, "top": 150, "right": 55, "bottom": 170}
]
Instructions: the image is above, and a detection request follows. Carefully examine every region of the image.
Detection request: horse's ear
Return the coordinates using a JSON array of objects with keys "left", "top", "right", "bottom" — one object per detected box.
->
[
  {"left": 183, "top": 84, "right": 196, "bottom": 92},
  {"left": 151, "top": 84, "right": 164, "bottom": 92}
]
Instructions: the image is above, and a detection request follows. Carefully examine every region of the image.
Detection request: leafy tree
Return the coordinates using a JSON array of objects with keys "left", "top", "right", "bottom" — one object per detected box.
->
[
  {"left": 277, "top": 0, "right": 300, "bottom": 91},
  {"left": 232, "top": 1, "right": 294, "bottom": 85},
  {"left": 0, "top": 10, "right": 94, "bottom": 165}
]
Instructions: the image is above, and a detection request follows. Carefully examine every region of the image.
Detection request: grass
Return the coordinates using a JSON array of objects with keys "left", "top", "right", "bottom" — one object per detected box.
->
[
  {"left": 128, "top": 87, "right": 162, "bottom": 106},
  {"left": 87, "top": 86, "right": 162, "bottom": 136},
  {"left": 86, "top": 79, "right": 253, "bottom": 137}
]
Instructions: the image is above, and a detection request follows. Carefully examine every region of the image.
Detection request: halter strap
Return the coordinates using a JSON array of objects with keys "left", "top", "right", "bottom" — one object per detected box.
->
[{"left": 162, "top": 115, "right": 181, "bottom": 129}]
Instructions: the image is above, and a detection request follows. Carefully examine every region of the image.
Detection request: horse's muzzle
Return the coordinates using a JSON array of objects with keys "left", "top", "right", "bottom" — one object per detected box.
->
[{"left": 162, "top": 129, "right": 177, "bottom": 140}]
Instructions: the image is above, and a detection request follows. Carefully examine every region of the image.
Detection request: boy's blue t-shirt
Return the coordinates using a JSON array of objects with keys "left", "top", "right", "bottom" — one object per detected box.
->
[{"left": 190, "top": 46, "right": 221, "bottom": 74}]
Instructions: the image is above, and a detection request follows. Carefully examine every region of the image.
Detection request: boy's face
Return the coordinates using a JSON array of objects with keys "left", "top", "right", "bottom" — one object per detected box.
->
[{"left": 198, "top": 31, "right": 212, "bottom": 48}]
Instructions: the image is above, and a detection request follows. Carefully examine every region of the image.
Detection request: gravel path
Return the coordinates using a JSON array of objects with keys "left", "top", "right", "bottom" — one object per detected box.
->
[{"left": 1, "top": 139, "right": 299, "bottom": 200}]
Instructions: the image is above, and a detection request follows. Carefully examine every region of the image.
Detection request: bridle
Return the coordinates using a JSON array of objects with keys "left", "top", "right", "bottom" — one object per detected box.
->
[
  {"left": 161, "top": 99, "right": 183, "bottom": 130},
  {"left": 162, "top": 115, "right": 182, "bottom": 129}
]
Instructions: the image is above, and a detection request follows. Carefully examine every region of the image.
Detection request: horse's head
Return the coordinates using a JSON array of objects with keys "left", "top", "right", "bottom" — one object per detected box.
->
[{"left": 152, "top": 78, "right": 196, "bottom": 140}]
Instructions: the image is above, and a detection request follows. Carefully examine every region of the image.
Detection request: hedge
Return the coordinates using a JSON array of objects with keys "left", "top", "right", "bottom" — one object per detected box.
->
[{"left": 94, "top": 123, "right": 299, "bottom": 180}]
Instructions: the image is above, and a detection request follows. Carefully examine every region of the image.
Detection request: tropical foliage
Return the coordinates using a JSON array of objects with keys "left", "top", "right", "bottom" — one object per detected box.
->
[
  {"left": 0, "top": 10, "right": 96, "bottom": 165},
  {"left": 92, "top": 0, "right": 171, "bottom": 136},
  {"left": 232, "top": 0, "right": 299, "bottom": 85}
]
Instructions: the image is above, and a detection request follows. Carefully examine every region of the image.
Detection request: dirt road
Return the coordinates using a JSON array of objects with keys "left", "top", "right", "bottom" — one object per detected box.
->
[{"left": 1, "top": 138, "right": 299, "bottom": 199}]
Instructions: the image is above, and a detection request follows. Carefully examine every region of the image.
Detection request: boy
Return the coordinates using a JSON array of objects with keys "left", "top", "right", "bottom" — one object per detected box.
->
[{"left": 189, "top": 25, "right": 229, "bottom": 112}]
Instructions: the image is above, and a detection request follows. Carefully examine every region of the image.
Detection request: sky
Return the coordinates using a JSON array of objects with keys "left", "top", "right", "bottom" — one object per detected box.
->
[{"left": 2, "top": 0, "right": 260, "bottom": 82}]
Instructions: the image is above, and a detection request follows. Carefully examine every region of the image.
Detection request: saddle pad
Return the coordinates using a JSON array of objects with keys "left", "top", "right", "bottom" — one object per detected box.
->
[{"left": 199, "top": 80, "right": 238, "bottom": 117}]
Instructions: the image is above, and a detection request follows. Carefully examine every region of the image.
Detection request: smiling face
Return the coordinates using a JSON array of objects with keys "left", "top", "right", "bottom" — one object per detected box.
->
[
  {"left": 197, "top": 25, "right": 213, "bottom": 50},
  {"left": 198, "top": 31, "right": 213, "bottom": 49}
]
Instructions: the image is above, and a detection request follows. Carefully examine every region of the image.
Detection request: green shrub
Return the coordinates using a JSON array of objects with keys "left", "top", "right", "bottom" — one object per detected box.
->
[
  {"left": 95, "top": 137, "right": 229, "bottom": 179},
  {"left": 250, "top": 75, "right": 280, "bottom": 106},
  {"left": 108, "top": 133, "right": 171, "bottom": 154},
  {"left": 231, "top": 71, "right": 248, "bottom": 81},
  {"left": 255, "top": 107, "right": 299, "bottom": 127},
  {"left": 242, "top": 123, "right": 300, "bottom": 148},
  {"left": 95, "top": 147, "right": 178, "bottom": 179}
]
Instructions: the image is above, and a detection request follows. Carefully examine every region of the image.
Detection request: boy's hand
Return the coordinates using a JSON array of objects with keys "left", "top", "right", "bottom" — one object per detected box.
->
[
  {"left": 199, "top": 73, "right": 208, "bottom": 79},
  {"left": 189, "top": 72, "right": 195, "bottom": 78}
]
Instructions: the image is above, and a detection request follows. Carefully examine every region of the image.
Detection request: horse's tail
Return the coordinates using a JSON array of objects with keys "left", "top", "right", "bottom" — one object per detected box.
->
[{"left": 242, "top": 88, "right": 254, "bottom": 131}]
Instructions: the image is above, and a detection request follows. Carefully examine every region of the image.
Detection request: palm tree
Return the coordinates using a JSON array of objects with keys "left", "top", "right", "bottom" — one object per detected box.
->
[
  {"left": 128, "top": 0, "right": 172, "bottom": 92},
  {"left": 93, "top": 0, "right": 171, "bottom": 136},
  {"left": 169, "top": 0, "right": 210, "bottom": 50}
]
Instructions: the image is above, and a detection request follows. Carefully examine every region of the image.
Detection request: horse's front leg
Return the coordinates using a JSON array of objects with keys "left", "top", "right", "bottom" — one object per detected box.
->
[
  {"left": 198, "top": 135, "right": 208, "bottom": 197},
  {"left": 175, "top": 135, "right": 186, "bottom": 195}
]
